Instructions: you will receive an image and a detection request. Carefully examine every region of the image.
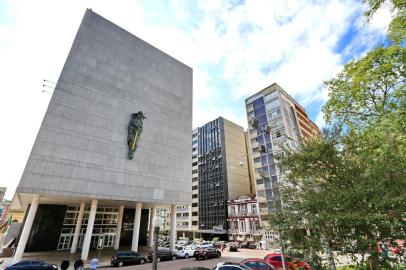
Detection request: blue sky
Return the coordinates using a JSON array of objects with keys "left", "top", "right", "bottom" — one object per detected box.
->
[{"left": 0, "top": 0, "right": 392, "bottom": 198}]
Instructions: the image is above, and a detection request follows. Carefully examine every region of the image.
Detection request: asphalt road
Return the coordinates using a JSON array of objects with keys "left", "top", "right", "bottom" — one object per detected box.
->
[{"left": 103, "top": 256, "right": 245, "bottom": 270}]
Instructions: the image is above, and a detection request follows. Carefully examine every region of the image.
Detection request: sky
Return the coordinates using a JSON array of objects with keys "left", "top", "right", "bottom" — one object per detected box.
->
[{"left": 0, "top": 0, "right": 392, "bottom": 199}]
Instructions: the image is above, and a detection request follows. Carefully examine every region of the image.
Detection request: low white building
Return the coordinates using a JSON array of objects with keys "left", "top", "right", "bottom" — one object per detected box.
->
[{"left": 227, "top": 195, "right": 262, "bottom": 243}]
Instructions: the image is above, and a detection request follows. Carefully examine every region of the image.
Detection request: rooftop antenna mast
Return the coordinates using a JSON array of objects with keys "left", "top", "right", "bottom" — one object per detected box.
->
[{"left": 42, "top": 79, "right": 56, "bottom": 93}]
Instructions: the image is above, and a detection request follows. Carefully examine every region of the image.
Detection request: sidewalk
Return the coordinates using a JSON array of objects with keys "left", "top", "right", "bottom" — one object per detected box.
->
[{"left": 1, "top": 246, "right": 151, "bottom": 269}]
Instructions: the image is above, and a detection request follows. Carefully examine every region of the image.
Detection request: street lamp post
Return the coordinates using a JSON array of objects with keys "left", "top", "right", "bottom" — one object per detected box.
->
[{"left": 152, "top": 216, "right": 163, "bottom": 270}]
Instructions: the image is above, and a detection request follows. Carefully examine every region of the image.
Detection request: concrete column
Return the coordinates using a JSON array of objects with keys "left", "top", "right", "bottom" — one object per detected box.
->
[
  {"left": 131, "top": 202, "right": 142, "bottom": 252},
  {"left": 13, "top": 194, "right": 40, "bottom": 264},
  {"left": 113, "top": 205, "right": 124, "bottom": 250},
  {"left": 70, "top": 203, "right": 85, "bottom": 253},
  {"left": 148, "top": 207, "right": 156, "bottom": 248},
  {"left": 81, "top": 199, "right": 98, "bottom": 260},
  {"left": 169, "top": 204, "right": 176, "bottom": 251}
]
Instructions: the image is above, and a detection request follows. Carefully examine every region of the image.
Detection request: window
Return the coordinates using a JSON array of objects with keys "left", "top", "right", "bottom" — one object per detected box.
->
[
  {"left": 192, "top": 186, "right": 197, "bottom": 190},
  {"left": 256, "top": 178, "right": 263, "bottom": 185},
  {"left": 192, "top": 221, "right": 198, "bottom": 225},
  {"left": 192, "top": 194, "right": 198, "bottom": 198},
  {"left": 268, "top": 108, "right": 281, "bottom": 119},
  {"left": 265, "top": 98, "right": 280, "bottom": 111},
  {"left": 264, "top": 91, "right": 278, "bottom": 102},
  {"left": 192, "top": 203, "right": 198, "bottom": 207}
]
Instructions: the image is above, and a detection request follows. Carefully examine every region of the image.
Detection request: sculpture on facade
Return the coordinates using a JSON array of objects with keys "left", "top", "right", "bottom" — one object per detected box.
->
[{"left": 127, "top": 111, "right": 146, "bottom": 160}]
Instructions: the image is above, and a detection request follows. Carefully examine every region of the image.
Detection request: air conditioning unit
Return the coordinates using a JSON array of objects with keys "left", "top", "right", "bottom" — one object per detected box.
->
[
  {"left": 259, "top": 144, "right": 266, "bottom": 153},
  {"left": 256, "top": 169, "right": 266, "bottom": 178},
  {"left": 262, "top": 125, "right": 271, "bottom": 134},
  {"left": 249, "top": 117, "right": 259, "bottom": 128}
]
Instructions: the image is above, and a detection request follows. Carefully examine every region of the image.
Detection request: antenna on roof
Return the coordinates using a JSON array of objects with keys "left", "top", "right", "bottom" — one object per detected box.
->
[{"left": 42, "top": 79, "right": 55, "bottom": 94}]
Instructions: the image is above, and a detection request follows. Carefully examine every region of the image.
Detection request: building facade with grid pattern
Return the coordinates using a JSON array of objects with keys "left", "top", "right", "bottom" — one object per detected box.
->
[
  {"left": 197, "top": 117, "right": 251, "bottom": 237},
  {"left": 245, "top": 83, "right": 320, "bottom": 244}
]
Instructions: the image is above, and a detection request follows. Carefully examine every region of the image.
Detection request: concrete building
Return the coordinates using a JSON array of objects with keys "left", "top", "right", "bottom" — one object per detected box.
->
[
  {"left": 227, "top": 195, "right": 261, "bottom": 243},
  {"left": 197, "top": 117, "right": 251, "bottom": 239},
  {"left": 0, "top": 188, "right": 6, "bottom": 203},
  {"left": 174, "top": 129, "right": 198, "bottom": 239},
  {"left": 12, "top": 9, "right": 192, "bottom": 262},
  {"left": 191, "top": 128, "right": 199, "bottom": 232},
  {"left": 245, "top": 83, "right": 320, "bottom": 244}
]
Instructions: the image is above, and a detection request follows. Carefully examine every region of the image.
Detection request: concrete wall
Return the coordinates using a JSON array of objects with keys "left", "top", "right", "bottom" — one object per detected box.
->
[
  {"left": 223, "top": 119, "right": 251, "bottom": 200},
  {"left": 17, "top": 9, "right": 192, "bottom": 205}
]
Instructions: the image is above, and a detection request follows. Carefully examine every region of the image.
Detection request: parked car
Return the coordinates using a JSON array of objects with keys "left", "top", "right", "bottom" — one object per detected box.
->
[
  {"left": 148, "top": 248, "right": 177, "bottom": 262},
  {"left": 240, "top": 242, "right": 249, "bottom": 249},
  {"left": 194, "top": 247, "right": 221, "bottom": 260},
  {"left": 4, "top": 260, "right": 58, "bottom": 270},
  {"left": 111, "top": 251, "right": 147, "bottom": 266},
  {"left": 214, "top": 262, "right": 251, "bottom": 270},
  {"left": 264, "top": 253, "right": 311, "bottom": 270},
  {"left": 229, "top": 242, "right": 239, "bottom": 252},
  {"left": 180, "top": 268, "right": 211, "bottom": 270},
  {"left": 248, "top": 242, "right": 258, "bottom": 249},
  {"left": 175, "top": 245, "right": 196, "bottom": 258},
  {"left": 197, "top": 241, "right": 213, "bottom": 249},
  {"left": 240, "top": 258, "right": 276, "bottom": 270}
]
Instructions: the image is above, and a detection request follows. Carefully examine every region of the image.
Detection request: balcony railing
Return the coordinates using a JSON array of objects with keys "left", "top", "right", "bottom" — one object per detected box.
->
[{"left": 227, "top": 211, "right": 259, "bottom": 217}]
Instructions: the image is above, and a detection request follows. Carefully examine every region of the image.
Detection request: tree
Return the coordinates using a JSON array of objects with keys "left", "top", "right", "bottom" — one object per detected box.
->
[
  {"left": 276, "top": 125, "right": 406, "bottom": 270},
  {"left": 323, "top": 45, "right": 405, "bottom": 129},
  {"left": 363, "top": 0, "right": 406, "bottom": 43},
  {"left": 273, "top": 2, "right": 406, "bottom": 269}
]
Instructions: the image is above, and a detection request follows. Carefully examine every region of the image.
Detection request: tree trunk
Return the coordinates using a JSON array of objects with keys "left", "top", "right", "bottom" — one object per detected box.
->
[{"left": 322, "top": 237, "right": 336, "bottom": 270}]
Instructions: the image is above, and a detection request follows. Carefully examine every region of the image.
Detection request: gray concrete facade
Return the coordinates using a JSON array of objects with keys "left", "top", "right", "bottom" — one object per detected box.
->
[{"left": 17, "top": 9, "right": 192, "bottom": 205}]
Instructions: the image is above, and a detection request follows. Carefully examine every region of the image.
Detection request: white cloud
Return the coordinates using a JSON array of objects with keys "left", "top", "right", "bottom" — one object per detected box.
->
[{"left": 0, "top": 0, "right": 393, "bottom": 199}]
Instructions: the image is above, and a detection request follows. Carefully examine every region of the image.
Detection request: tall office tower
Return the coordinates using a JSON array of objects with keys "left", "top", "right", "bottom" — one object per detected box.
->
[
  {"left": 0, "top": 187, "right": 6, "bottom": 203},
  {"left": 245, "top": 83, "right": 320, "bottom": 242},
  {"left": 197, "top": 117, "right": 251, "bottom": 239}
]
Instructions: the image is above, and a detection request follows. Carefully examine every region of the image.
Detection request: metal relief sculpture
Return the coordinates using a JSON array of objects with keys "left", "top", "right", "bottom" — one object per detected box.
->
[{"left": 127, "top": 111, "right": 146, "bottom": 160}]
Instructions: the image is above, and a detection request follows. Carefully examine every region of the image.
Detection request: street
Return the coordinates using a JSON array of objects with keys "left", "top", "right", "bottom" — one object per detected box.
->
[{"left": 103, "top": 256, "right": 245, "bottom": 270}]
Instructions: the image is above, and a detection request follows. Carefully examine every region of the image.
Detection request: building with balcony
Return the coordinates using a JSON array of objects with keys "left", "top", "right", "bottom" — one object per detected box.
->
[
  {"left": 245, "top": 83, "right": 320, "bottom": 245},
  {"left": 227, "top": 195, "right": 261, "bottom": 243},
  {"left": 174, "top": 129, "right": 198, "bottom": 239}
]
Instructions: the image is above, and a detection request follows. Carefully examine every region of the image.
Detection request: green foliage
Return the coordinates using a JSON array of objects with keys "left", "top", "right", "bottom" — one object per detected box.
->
[
  {"left": 323, "top": 45, "right": 406, "bottom": 128},
  {"left": 363, "top": 0, "right": 406, "bottom": 43},
  {"left": 273, "top": 3, "right": 406, "bottom": 269},
  {"left": 212, "top": 237, "right": 220, "bottom": 242}
]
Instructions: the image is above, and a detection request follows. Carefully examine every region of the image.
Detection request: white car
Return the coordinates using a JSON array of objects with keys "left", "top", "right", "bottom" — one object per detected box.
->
[
  {"left": 175, "top": 245, "right": 195, "bottom": 259},
  {"left": 197, "top": 242, "right": 213, "bottom": 249},
  {"left": 214, "top": 262, "right": 251, "bottom": 270}
]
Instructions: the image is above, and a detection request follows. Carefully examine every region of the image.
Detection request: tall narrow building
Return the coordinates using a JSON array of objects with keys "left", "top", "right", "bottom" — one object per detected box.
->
[
  {"left": 197, "top": 117, "right": 251, "bottom": 239},
  {"left": 245, "top": 83, "right": 320, "bottom": 245}
]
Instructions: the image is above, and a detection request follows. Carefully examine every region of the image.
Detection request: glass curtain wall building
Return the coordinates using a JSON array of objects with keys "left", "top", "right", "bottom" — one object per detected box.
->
[
  {"left": 198, "top": 118, "right": 226, "bottom": 233},
  {"left": 197, "top": 117, "right": 251, "bottom": 238},
  {"left": 245, "top": 83, "right": 320, "bottom": 244}
]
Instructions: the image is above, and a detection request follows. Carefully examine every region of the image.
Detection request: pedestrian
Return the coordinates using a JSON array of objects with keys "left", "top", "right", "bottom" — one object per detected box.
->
[
  {"left": 74, "top": 258, "right": 84, "bottom": 270},
  {"left": 221, "top": 243, "right": 225, "bottom": 253},
  {"left": 60, "top": 259, "right": 69, "bottom": 270},
  {"left": 90, "top": 257, "right": 99, "bottom": 270}
]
